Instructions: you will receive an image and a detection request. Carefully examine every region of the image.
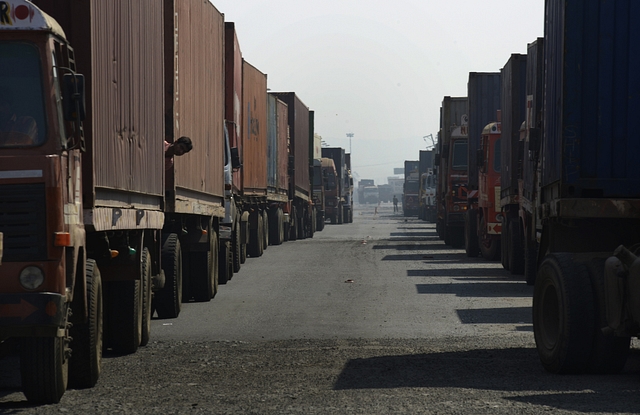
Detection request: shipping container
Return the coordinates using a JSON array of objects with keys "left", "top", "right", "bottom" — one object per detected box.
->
[
  {"left": 542, "top": 0, "right": 640, "bottom": 197},
  {"left": 500, "top": 54, "right": 527, "bottom": 205},
  {"left": 224, "top": 22, "right": 243, "bottom": 194},
  {"left": 267, "top": 94, "right": 289, "bottom": 197},
  {"left": 270, "top": 92, "right": 310, "bottom": 200},
  {"left": 419, "top": 150, "right": 434, "bottom": 175},
  {"left": 33, "top": 0, "right": 165, "bottom": 214},
  {"left": 164, "top": 0, "right": 225, "bottom": 213},
  {"left": 522, "top": 38, "right": 544, "bottom": 204},
  {"left": 276, "top": 99, "right": 289, "bottom": 194},
  {"left": 241, "top": 60, "right": 268, "bottom": 197},
  {"left": 467, "top": 73, "right": 501, "bottom": 191}
]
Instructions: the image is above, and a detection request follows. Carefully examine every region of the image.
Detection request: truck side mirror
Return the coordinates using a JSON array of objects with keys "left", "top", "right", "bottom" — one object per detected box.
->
[
  {"left": 230, "top": 147, "right": 241, "bottom": 169},
  {"left": 62, "top": 73, "right": 86, "bottom": 121}
]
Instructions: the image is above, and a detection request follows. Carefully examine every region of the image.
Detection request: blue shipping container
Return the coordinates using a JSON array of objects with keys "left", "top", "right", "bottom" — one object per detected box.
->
[{"left": 542, "top": 0, "right": 640, "bottom": 198}]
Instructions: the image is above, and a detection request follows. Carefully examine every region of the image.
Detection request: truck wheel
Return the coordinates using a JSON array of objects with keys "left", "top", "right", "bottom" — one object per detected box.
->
[
  {"left": 524, "top": 236, "right": 538, "bottom": 286},
  {"left": 450, "top": 227, "right": 464, "bottom": 249},
  {"left": 155, "top": 234, "right": 183, "bottom": 318},
  {"left": 478, "top": 217, "right": 499, "bottom": 261},
  {"left": 232, "top": 224, "right": 242, "bottom": 272},
  {"left": 191, "top": 228, "right": 218, "bottom": 302},
  {"left": 21, "top": 336, "right": 68, "bottom": 404},
  {"left": 316, "top": 213, "right": 325, "bottom": 232},
  {"left": 218, "top": 241, "right": 231, "bottom": 285},
  {"left": 533, "top": 253, "right": 594, "bottom": 374},
  {"left": 248, "top": 213, "right": 263, "bottom": 257},
  {"left": 278, "top": 209, "right": 285, "bottom": 244},
  {"left": 262, "top": 210, "right": 269, "bottom": 250},
  {"left": 258, "top": 214, "right": 265, "bottom": 254},
  {"left": 501, "top": 217, "right": 510, "bottom": 270},
  {"left": 69, "top": 258, "right": 103, "bottom": 389},
  {"left": 289, "top": 208, "right": 298, "bottom": 241},
  {"left": 107, "top": 277, "right": 142, "bottom": 354},
  {"left": 586, "top": 258, "right": 630, "bottom": 374},
  {"left": 140, "top": 248, "right": 152, "bottom": 347},
  {"left": 465, "top": 209, "right": 480, "bottom": 257},
  {"left": 337, "top": 206, "right": 343, "bottom": 225},
  {"left": 508, "top": 219, "right": 525, "bottom": 275},
  {"left": 240, "top": 236, "right": 247, "bottom": 264}
]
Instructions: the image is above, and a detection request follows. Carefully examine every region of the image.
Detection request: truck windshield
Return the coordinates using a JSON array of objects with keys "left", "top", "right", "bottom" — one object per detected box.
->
[
  {"left": 451, "top": 140, "right": 468, "bottom": 170},
  {"left": 0, "top": 42, "right": 47, "bottom": 148}
]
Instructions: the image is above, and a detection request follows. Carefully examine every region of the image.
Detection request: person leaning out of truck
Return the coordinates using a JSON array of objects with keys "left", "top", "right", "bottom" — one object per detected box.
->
[
  {"left": 164, "top": 136, "right": 193, "bottom": 170},
  {"left": 0, "top": 87, "right": 38, "bottom": 146}
]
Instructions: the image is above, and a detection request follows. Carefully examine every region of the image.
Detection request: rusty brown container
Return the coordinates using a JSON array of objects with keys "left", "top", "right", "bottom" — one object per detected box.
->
[
  {"left": 33, "top": 0, "right": 165, "bottom": 210},
  {"left": 241, "top": 60, "right": 268, "bottom": 197},
  {"left": 224, "top": 22, "right": 243, "bottom": 194},
  {"left": 164, "top": 0, "right": 225, "bottom": 213},
  {"left": 269, "top": 92, "right": 310, "bottom": 200},
  {"left": 276, "top": 98, "right": 290, "bottom": 194}
]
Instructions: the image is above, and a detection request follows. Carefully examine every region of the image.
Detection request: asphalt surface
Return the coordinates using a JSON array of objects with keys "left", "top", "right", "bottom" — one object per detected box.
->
[{"left": 1, "top": 204, "right": 640, "bottom": 414}]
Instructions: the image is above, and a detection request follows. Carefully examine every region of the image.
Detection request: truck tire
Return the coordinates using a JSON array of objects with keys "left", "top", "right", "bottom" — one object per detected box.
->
[
  {"left": 465, "top": 209, "right": 480, "bottom": 257},
  {"left": 289, "top": 208, "right": 298, "bottom": 241},
  {"left": 508, "top": 219, "right": 525, "bottom": 275},
  {"left": 69, "top": 258, "right": 103, "bottom": 389},
  {"left": 140, "top": 248, "right": 152, "bottom": 347},
  {"left": 218, "top": 241, "right": 231, "bottom": 285},
  {"left": 533, "top": 253, "right": 594, "bottom": 374},
  {"left": 106, "top": 277, "right": 142, "bottom": 355},
  {"left": 192, "top": 228, "right": 218, "bottom": 301},
  {"left": 248, "top": 213, "right": 263, "bottom": 257},
  {"left": 297, "top": 210, "right": 307, "bottom": 239},
  {"left": 232, "top": 223, "right": 242, "bottom": 272},
  {"left": 501, "top": 217, "right": 510, "bottom": 271},
  {"left": 155, "top": 233, "right": 183, "bottom": 319},
  {"left": 450, "top": 227, "right": 464, "bottom": 249},
  {"left": 316, "top": 213, "right": 325, "bottom": 232},
  {"left": 586, "top": 258, "right": 630, "bottom": 374},
  {"left": 524, "top": 236, "right": 538, "bottom": 286},
  {"left": 262, "top": 210, "right": 269, "bottom": 250},
  {"left": 21, "top": 336, "right": 68, "bottom": 404},
  {"left": 337, "top": 205, "right": 343, "bottom": 225},
  {"left": 479, "top": 217, "right": 500, "bottom": 261}
]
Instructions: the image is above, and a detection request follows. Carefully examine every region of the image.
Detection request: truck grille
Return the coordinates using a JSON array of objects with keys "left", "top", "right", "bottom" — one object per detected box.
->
[{"left": 0, "top": 183, "right": 47, "bottom": 262}]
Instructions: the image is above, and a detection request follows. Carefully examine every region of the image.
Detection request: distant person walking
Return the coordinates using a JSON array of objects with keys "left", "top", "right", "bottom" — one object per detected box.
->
[{"left": 393, "top": 195, "right": 399, "bottom": 212}]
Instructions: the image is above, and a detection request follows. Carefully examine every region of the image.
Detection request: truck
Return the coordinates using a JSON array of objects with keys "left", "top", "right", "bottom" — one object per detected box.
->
[
  {"left": 270, "top": 92, "right": 314, "bottom": 240},
  {"left": 435, "top": 97, "right": 468, "bottom": 247},
  {"left": 464, "top": 73, "right": 501, "bottom": 259},
  {"left": 402, "top": 160, "right": 420, "bottom": 217},
  {"left": 418, "top": 150, "right": 436, "bottom": 221},
  {"left": 498, "top": 54, "right": 527, "bottom": 275},
  {"left": 312, "top": 133, "right": 325, "bottom": 231},
  {"left": 344, "top": 152, "right": 354, "bottom": 221},
  {"left": 358, "top": 179, "right": 374, "bottom": 204},
  {"left": 363, "top": 186, "right": 380, "bottom": 205},
  {"left": 322, "top": 147, "right": 352, "bottom": 223},
  {"left": 378, "top": 184, "right": 393, "bottom": 203},
  {"left": 529, "top": 0, "right": 639, "bottom": 375},
  {"left": 0, "top": 0, "right": 228, "bottom": 403},
  {"left": 519, "top": 38, "right": 544, "bottom": 285}
]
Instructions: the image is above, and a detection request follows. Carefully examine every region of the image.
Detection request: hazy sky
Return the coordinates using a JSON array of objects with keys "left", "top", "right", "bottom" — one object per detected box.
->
[{"left": 212, "top": 0, "right": 544, "bottom": 184}]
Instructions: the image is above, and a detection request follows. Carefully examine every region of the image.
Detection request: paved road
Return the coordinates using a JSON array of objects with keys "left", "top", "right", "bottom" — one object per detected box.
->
[{"left": 1, "top": 203, "right": 640, "bottom": 414}]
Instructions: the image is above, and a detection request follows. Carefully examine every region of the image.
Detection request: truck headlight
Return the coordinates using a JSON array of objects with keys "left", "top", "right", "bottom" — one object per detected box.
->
[{"left": 20, "top": 266, "right": 45, "bottom": 290}]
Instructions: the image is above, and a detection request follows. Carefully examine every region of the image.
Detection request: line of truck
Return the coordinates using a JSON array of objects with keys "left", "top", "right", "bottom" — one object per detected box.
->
[
  {"left": 0, "top": 0, "right": 340, "bottom": 403},
  {"left": 409, "top": 0, "right": 640, "bottom": 376}
]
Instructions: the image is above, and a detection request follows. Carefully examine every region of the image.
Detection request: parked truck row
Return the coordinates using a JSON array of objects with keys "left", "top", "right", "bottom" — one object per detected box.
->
[
  {"left": 0, "top": 0, "right": 336, "bottom": 403},
  {"left": 429, "top": 0, "right": 640, "bottom": 376}
]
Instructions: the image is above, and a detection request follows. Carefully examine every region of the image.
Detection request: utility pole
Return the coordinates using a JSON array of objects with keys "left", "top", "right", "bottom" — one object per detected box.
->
[{"left": 346, "top": 133, "right": 354, "bottom": 153}]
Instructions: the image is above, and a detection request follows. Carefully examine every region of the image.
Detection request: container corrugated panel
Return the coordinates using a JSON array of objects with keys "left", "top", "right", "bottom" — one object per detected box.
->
[
  {"left": 270, "top": 93, "right": 310, "bottom": 198},
  {"left": 34, "top": 0, "right": 165, "bottom": 209},
  {"left": 500, "top": 54, "right": 527, "bottom": 201},
  {"left": 467, "top": 73, "right": 501, "bottom": 190},
  {"left": 276, "top": 99, "right": 289, "bottom": 194},
  {"left": 224, "top": 22, "right": 242, "bottom": 194},
  {"left": 543, "top": 0, "right": 640, "bottom": 198},
  {"left": 267, "top": 94, "right": 277, "bottom": 190},
  {"left": 419, "top": 150, "right": 434, "bottom": 174},
  {"left": 241, "top": 60, "right": 268, "bottom": 196},
  {"left": 522, "top": 38, "right": 544, "bottom": 202},
  {"left": 165, "top": 0, "right": 225, "bottom": 209},
  {"left": 309, "top": 111, "right": 315, "bottom": 173},
  {"left": 440, "top": 97, "right": 468, "bottom": 147}
]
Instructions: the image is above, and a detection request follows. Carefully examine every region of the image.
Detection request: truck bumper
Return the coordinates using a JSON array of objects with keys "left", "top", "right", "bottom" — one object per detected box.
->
[{"left": 0, "top": 292, "right": 67, "bottom": 339}]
